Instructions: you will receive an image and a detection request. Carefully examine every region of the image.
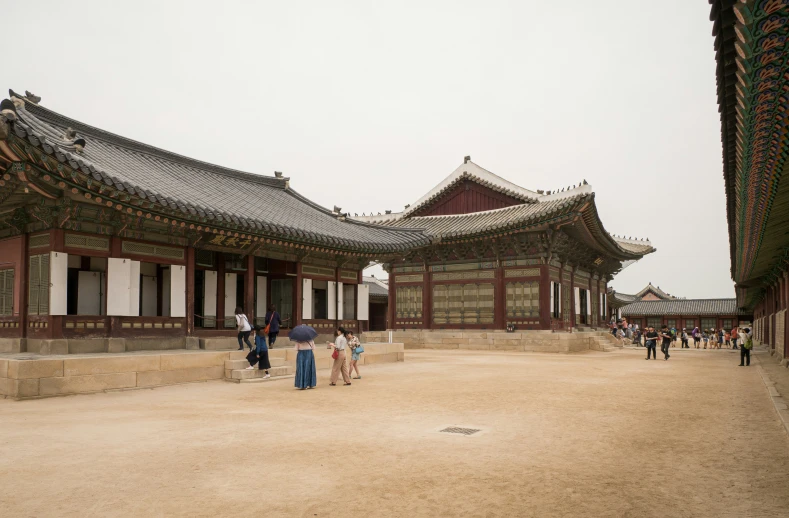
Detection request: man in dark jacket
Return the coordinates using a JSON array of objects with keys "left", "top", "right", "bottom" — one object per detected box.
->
[
  {"left": 660, "top": 325, "right": 672, "bottom": 360},
  {"left": 644, "top": 326, "right": 659, "bottom": 360}
]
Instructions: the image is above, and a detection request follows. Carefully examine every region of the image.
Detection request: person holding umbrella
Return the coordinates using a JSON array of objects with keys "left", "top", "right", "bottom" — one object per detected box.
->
[{"left": 289, "top": 324, "right": 318, "bottom": 390}]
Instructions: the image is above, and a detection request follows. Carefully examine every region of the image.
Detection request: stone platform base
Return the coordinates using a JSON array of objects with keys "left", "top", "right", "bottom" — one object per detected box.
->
[
  {"left": 0, "top": 343, "right": 404, "bottom": 400},
  {"left": 362, "top": 330, "right": 618, "bottom": 353}
]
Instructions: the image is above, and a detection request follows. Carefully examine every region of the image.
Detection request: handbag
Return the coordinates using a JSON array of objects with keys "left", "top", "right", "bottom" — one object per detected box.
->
[
  {"left": 246, "top": 350, "right": 258, "bottom": 364},
  {"left": 355, "top": 345, "right": 364, "bottom": 354},
  {"left": 332, "top": 348, "right": 339, "bottom": 359},
  {"left": 263, "top": 323, "right": 271, "bottom": 334}
]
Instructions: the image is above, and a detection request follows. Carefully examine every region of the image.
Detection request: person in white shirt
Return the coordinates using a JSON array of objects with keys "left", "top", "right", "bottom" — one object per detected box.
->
[
  {"left": 235, "top": 306, "right": 253, "bottom": 351},
  {"left": 328, "top": 327, "right": 352, "bottom": 386}
]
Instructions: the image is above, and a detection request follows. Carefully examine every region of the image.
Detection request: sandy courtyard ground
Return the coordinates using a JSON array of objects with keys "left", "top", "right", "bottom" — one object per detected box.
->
[{"left": 2, "top": 347, "right": 788, "bottom": 517}]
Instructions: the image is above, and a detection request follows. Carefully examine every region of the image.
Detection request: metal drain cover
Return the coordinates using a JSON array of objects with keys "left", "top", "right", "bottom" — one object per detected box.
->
[{"left": 440, "top": 427, "right": 481, "bottom": 436}]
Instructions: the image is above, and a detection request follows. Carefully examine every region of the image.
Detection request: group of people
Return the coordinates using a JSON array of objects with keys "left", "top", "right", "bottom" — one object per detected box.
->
[
  {"left": 234, "top": 305, "right": 364, "bottom": 389},
  {"left": 610, "top": 317, "right": 754, "bottom": 366},
  {"left": 292, "top": 327, "right": 364, "bottom": 389}
]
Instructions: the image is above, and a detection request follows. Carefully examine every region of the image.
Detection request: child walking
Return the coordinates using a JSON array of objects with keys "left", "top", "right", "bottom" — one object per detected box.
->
[
  {"left": 347, "top": 331, "right": 362, "bottom": 379},
  {"left": 246, "top": 326, "right": 271, "bottom": 378}
]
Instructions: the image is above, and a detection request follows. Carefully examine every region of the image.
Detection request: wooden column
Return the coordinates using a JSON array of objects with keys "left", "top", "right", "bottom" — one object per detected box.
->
[
  {"left": 246, "top": 254, "right": 255, "bottom": 321},
  {"left": 569, "top": 270, "right": 576, "bottom": 329},
  {"left": 19, "top": 233, "right": 29, "bottom": 340},
  {"left": 539, "top": 264, "right": 550, "bottom": 330},
  {"left": 186, "top": 247, "right": 195, "bottom": 335},
  {"left": 495, "top": 264, "right": 505, "bottom": 330},
  {"left": 335, "top": 266, "right": 341, "bottom": 330},
  {"left": 387, "top": 272, "right": 395, "bottom": 331},
  {"left": 423, "top": 269, "right": 432, "bottom": 329},
  {"left": 294, "top": 263, "right": 302, "bottom": 326},
  {"left": 217, "top": 255, "right": 225, "bottom": 329}
]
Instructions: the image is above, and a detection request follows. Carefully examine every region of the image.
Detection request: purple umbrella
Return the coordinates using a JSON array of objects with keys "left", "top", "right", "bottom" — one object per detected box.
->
[{"left": 288, "top": 324, "right": 319, "bottom": 342}]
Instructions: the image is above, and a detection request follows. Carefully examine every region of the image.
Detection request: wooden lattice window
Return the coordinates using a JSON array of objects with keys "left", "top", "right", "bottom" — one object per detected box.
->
[
  {"left": 28, "top": 253, "right": 50, "bottom": 316},
  {"left": 506, "top": 281, "right": 540, "bottom": 318},
  {"left": 0, "top": 268, "right": 15, "bottom": 316},
  {"left": 701, "top": 318, "right": 716, "bottom": 331},
  {"left": 433, "top": 283, "right": 494, "bottom": 324},
  {"left": 396, "top": 285, "right": 422, "bottom": 319}
]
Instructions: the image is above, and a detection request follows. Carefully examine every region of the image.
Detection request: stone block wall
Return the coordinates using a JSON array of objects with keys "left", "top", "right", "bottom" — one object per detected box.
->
[
  {"left": 362, "top": 330, "right": 616, "bottom": 353},
  {"left": 0, "top": 342, "right": 405, "bottom": 400}
]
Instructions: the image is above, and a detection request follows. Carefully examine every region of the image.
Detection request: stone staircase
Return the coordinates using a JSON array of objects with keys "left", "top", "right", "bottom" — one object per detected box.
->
[
  {"left": 586, "top": 331, "right": 621, "bottom": 352},
  {"left": 223, "top": 350, "right": 294, "bottom": 383}
]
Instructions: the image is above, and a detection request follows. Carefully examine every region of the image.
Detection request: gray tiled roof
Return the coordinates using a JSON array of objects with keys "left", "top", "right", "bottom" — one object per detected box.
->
[
  {"left": 362, "top": 277, "right": 389, "bottom": 299},
  {"left": 5, "top": 92, "right": 429, "bottom": 253},
  {"left": 621, "top": 299, "right": 747, "bottom": 317},
  {"left": 382, "top": 193, "right": 591, "bottom": 238}
]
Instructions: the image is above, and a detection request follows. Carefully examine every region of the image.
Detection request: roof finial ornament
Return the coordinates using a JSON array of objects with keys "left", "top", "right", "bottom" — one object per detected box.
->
[
  {"left": 24, "top": 91, "right": 41, "bottom": 104},
  {"left": 274, "top": 171, "right": 283, "bottom": 178},
  {"left": 333, "top": 205, "right": 342, "bottom": 214},
  {"left": 385, "top": 210, "right": 392, "bottom": 214},
  {"left": 404, "top": 204, "right": 410, "bottom": 209},
  {"left": 0, "top": 99, "right": 18, "bottom": 121},
  {"left": 464, "top": 155, "right": 471, "bottom": 164}
]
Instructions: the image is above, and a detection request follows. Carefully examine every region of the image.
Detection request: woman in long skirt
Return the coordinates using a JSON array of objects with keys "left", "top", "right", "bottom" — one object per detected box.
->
[{"left": 294, "top": 340, "right": 317, "bottom": 390}]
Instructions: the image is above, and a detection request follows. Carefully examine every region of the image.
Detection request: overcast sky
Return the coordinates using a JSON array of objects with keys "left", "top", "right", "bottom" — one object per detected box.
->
[{"left": 6, "top": 0, "right": 731, "bottom": 298}]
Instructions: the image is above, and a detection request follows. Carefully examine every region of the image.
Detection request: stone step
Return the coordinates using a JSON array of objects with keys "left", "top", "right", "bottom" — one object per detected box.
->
[
  {"left": 229, "top": 365, "right": 293, "bottom": 380},
  {"left": 227, "top": 349, "right": 288, "bottom": 361},
  {"left": 224, "top": 374, "right": 294, "bottom": 384},
  {"left": 224, "top": 358, "right": 287, "bottom": 370}
]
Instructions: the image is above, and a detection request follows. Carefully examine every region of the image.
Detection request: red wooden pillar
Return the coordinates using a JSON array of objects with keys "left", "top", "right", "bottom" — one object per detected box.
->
[
  {"left": 294, "top": 263, "right": 302, "bottom": 326},
  {"left": 186, "top": 247, "right": 195, "bottom": 335},
  {"left": 569, "top": 270, "right": 576, "bottom": 329},
  {"left": 539, "top": 265, "right": 550, "bottom": 330},
  {"left": 494, "top": 265, "right": 505, "bottom": 329},
  {"left": 19, "top": 233, "right": 29, "bottom": 341},
  {"left": 217, "top": 255, "right": 225, "bottom": 329},
  {"left": 387, "top": 272, "right": 396, "bottom": 330},
  {"left": 423, "top": 269, "right": 432, "bottom": 329},
  {"left": 246, "top": 255, "right": 255, "bottom": 322}
]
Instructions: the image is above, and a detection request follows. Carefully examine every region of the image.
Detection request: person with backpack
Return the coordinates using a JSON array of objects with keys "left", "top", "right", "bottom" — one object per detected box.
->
[
  {"left": 347, "top": 330, "right": 363, "bottom": 380},
  {"left": 731, "top": 327, "right": 739, "bottom": 350},
  {"left": 680, "top": 328, "right": 689, "bottom": 348},
  {"left": 235, "top": 306, "right": 253, "bottom": 351},
  {"left": 265, "top": 304, "right": 283, "bottom": 348},
  {"left": 245, "top": 326, "right": 271, "bottom": 378},
  {"left": 739, "top": 327, "right": 753, "bottom": 366},
  {"left": 692, "top": 327, "right": 701, "bottom": 348}
]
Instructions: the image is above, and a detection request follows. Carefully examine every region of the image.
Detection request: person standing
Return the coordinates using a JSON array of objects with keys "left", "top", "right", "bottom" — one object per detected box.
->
[
  {"left": 265, "top": 305, "right": 283, "bottom": 348},
  {"left": 347, "top": 331, "right": 362, "bottom": 380},
  {"left": 739, "top": 327, "right": 753, "bottom": 366},
  {"left": 692, "top": 327, "right": 701, "bottom": 348},
  {"left": 681, "top": 328, "right": 689, "bottom": 348},
  {"left": 717, "top": 328, "right": 724, "bottom": 349},
  {"left": 731, "top": 326, "right": 740, "bottom": 350},
  {"left": 660, "top": 325, "right": 672, "bottom": 360},
  {"left": 294, "top": 339, "right": 317, "bottom": 390},
  {"left": 328, "top": 327, "right": 352, "bottom": 386},
  {"left": 235, "top": 306, "right": 253, "bottom": 351},
  {"left": 645, "top": 326, "right": 659, "bottom": 360},
  {"left": 245, "top": 326, "right": 271, "bottom": 378},
  {"left": 702, "top": 330, "right": 709, "bottom": 349},
  {"left": 724, "top": 330, "right": 731, "bottom": 348}
]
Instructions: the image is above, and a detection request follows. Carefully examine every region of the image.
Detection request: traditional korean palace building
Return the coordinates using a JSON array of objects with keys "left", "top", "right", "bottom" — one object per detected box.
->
[
  {"left": 355, "top": 159, "right": 654, "bottom": 332},
  {"left": 608, "top": 282, "right": 677, "bottom": 318},
  {"left": 0, "top": 90, "right": 654, "bottom": 355},
  {"left": 710, "top": 1, "right": 789, "bottom": 361}
]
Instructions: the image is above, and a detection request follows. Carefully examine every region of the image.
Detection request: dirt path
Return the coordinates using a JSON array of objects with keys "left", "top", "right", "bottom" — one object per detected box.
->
[{"left": 1, "top": 347, "right": 788, "bottom": 517}]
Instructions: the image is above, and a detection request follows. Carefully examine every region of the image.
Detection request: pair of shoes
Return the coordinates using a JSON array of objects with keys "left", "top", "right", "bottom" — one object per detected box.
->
[
  {"left": 738, "top": 364, "right": 744, "bottom": 366},
  {"left": 353, "top": 376, "right": 361, "bottom": 379},
  {"left": 344, "top": 382, "right": 352, "bottom": 386},
  {"left": 245, "top": 365, "right": 255, "bottom": 370},
  {"left": 264, "top": 373, "right": 271, "bottom": 379},
  {"left": 330, "top": 383, "right": 336, "bottom": 386},
  {"left": 307, "top": 386, "right": 314, "bottom": 389},
  {"left": 237, "top": 347, "right": 243, "bottom": 351}
]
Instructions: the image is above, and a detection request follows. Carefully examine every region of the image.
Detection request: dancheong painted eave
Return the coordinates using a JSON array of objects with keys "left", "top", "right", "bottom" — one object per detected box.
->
[
  {"left": 710, "top": 0, "right": 789, "bottom": 309},
  {"left": 0, "top": 90, "right": 430, "bottom": 254}
]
